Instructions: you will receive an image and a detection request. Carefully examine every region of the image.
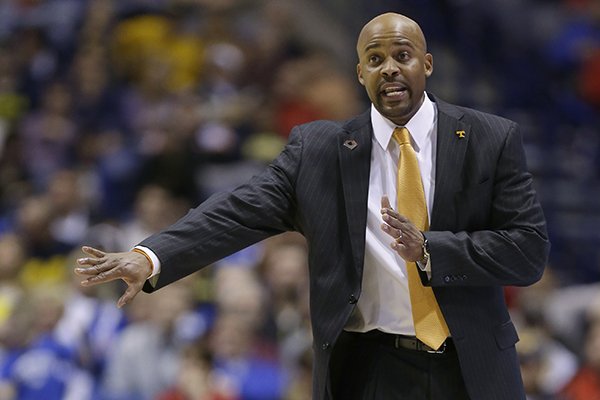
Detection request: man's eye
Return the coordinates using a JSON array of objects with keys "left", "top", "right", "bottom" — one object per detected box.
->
[
  {"left": 398, "top": 52, "right": 410, "bottom": 61},
  {"left": 369, "top": 55, "right": 381, "bottom": 64}
]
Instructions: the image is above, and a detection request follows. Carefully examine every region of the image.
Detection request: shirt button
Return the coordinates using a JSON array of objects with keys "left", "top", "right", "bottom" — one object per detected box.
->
[
  {"left": 322, "top": 342, "right": 330, "bottom": 350},
  {"left": 348, "top": 294, "right": 358, "bottom": 304}
]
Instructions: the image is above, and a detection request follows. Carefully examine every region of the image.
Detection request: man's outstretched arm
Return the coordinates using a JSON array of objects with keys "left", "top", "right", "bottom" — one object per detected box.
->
[{"left": 75, "top": 125, "right": 304, "bottom": 306}]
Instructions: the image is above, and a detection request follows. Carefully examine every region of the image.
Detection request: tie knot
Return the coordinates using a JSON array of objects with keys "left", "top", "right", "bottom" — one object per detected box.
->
[{"left": 393, "top": 127, "right": 411, "bottom": 146}]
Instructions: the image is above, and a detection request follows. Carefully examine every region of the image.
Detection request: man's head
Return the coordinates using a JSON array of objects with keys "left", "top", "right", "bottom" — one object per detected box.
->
[{"left": 356, "top": 13, "right": 432, "bottom": 125}]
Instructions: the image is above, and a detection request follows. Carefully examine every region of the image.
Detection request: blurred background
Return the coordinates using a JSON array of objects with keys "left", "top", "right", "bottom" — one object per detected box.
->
[{"left": 0, "top": 0, "right": 598, "bottom": 399}]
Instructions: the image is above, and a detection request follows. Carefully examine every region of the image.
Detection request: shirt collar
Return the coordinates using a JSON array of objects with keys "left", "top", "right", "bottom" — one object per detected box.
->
[{"left": 371, "top": 94, "right": 435, "bottom": 152}]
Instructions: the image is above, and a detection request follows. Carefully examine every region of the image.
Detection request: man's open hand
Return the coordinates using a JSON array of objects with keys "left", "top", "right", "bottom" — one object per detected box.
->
[
  {"left": 75, "top": 246, "right": 152, "bottom": 308},
  {"left": 380, "top": 196, "right": 425, "bottom": 263}
]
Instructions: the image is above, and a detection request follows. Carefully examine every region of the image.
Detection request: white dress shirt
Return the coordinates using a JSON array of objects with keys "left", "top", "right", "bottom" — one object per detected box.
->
[{"left": 344, "top": 94, "right": 438, "bottom": 334}]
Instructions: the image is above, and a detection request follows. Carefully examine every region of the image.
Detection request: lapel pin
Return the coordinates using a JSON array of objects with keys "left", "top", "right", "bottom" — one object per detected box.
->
[
  {"left": 343, "top": 139, "right": 358, "bottom": 150},
  {"left": 455, "top": 130, "right": 466, "bottom": 138}
]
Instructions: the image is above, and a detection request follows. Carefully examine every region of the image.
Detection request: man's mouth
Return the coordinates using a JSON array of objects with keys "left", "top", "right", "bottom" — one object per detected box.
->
[{"left": 381, "top": 84, "right": 408, "bottom": 99}]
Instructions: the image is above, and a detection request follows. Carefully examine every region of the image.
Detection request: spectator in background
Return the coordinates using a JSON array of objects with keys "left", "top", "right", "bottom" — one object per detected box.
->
[
  {"left": 283, "top": 346, "right": 312, "bottom": 400},
  {"left": 137, "top": 95, "right": 199, "bottom": 202},
  {"left": 10, "top": 27, "right": 59, "bottom": 108},
  {"left": 54, "top": 250, "right": 127, "bottom": 398},
  {"left": 212, "top": 267, "right": 266, "bottom": 335},
  {"left": 209, "top": 314, "right": 287, "bottom": 400},
  {"left": 18, "top": 81, "right": 76, "bottom": 190},
  {"left": 0, "top": 285, "right": 93, "bottom": 400},
  {"left": 15, "top": 194, "right": 71, "bottom": 287},
  {"left": 271, "top": 55, "right": 362, "bottom": 138},
  {"left": 156, "top": 336, "right": 237, "bottom": 400},
  {"left": 0, "top": 233, "right": 25, "bottom": 284},
  {"left": 83, "top": 184, "right": 185, "bottom": 253},
  {"left": 101, "top": 280, "right": 204, "bottom": 400},
  {"left": 517, "top": 325, "right": 578, "bottom": 399},
  {"left": 0, "top": 46, "right": 28, "bottom": 131},
  {"left": 561, "top": 299, "right": 600, "bottom": 400},
  {"left": 117, "top": 184, "right": 188, "bottom": 251},
  {"left": 543, "top": 0, "right": 600, "bottom": 126},
  {"left": 255, "top": 233, "right": 312, "bottom": 374},
  {"left": 110, "top": 10, "right": 204, "bottom": 94},
  {"left": 46, "top": 170, "right": 91, "bottom": 249},
  {"left": 70, "top": 46, "right": 123, "bottom": 134},
  {"left": 204, "top": 265, "right": 287, "bottom": 399},
  {"left": 0, "top": 234, "right": 25, "bottom": 335}
]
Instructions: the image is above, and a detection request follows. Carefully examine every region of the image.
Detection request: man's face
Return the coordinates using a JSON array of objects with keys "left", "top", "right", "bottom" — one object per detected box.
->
[{"left": 356, "top": 14, "right": 432, "bottom": 125}]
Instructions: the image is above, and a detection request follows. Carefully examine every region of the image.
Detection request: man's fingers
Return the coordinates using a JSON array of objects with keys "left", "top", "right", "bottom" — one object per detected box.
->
[
  {"left": 117, "top": 283, "right": 143, "bottom": 308},
  {"left": 76, "top": 246, "right": 108, "bottom": 272},
  {"left": 381, "top": 223, "right": 401, "bottom": 239},
  {"left": 75, "top": 257, "right": 115, "bottom": 275},
  {"left": 76, "top": 256, "right": 99, "bottom": 265},
  {"left": 381, "top": 195, "right": 392, "bottom": 210},
  {"left": 381, "top": 212, "right": 424, "bottom": 262},
  {"left": 80, "top": 267, "right": 122, "bottom": 286},
  {"left": 380, "top": 198, "right": 409, "bottom": 224},
  {"left": 80, "top": 274, "right": 117, "bottom": 286},
  {"left": 82, "top": 246, "right": 106, "bottom": 258},
  {"left": 382, "top": 213, "right": 404, "bottom": 230},
  {"left": 394, "top": 213, "right": 410, "bottom": 223},
  {"left": 391, "top": 240, "right": 408, "bottom": 253},
  {"left": 76, "top": 247, "right": 146, "bottom": 309}
]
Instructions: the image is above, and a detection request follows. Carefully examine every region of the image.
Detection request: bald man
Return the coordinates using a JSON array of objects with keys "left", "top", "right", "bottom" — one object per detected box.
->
[{"left": 76, "top": 13, "right": 549, "bottom": 400}]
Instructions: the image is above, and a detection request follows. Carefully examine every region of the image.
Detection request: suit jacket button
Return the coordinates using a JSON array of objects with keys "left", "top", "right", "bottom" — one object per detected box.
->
[
  {"left": 349, "top": 294, "right": 358, "bottom": 304},
  {"left": 322, "top": 342, "right": 330, "bottom": 350},
  {"left": 444, "top": 275, "right": 451, "bottom": 283},
  {"left": 462, "top": 274, "right": 468, "bottom": 280}
]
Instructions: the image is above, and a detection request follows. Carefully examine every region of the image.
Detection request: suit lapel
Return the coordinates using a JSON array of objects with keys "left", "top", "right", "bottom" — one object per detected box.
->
[
  {"left": 430, "top": 96, "right": 471, "bottom": 230},
  {"left": 338, "top": 111, "right": 372, "bottom": 269}
]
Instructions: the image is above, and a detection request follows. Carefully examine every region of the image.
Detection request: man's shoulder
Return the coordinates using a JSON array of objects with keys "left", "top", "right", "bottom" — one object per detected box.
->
[
  {"left": 295, "top": 119, "right": 345, "bottom": 134},
  {"left": 434, "top": 95, "right": 516, "bottom": 130},
  {"left": 456, "top": 105, "right": 515, "bottom": 129}
]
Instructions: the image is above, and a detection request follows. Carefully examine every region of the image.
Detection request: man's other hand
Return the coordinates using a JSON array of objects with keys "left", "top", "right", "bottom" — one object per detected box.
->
[
  {"left": 75, "top": 246, "right": 152, "bottom": 308},
  {"left": 380, "top": 196, "right": 425, "bottom": 263}
]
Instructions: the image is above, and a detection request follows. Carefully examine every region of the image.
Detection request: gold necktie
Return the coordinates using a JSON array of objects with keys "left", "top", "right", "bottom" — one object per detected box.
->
[{"left": 393, "top": 127, "right": 449, "bottom": 350}]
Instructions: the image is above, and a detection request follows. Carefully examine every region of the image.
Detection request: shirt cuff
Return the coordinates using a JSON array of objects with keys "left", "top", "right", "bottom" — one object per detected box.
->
[
  {"left": 133, "top": 245, "right": 162, "bottom": 278},
  {"left": 416, "top": 257, "right": 431, "bottom": 279}
]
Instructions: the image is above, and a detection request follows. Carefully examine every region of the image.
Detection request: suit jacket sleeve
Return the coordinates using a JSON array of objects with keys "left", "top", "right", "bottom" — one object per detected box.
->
[
  {"left": 140, "top": 127, "right": 304, "bottom": 292},
  {"left": 425, "top": 122, "right": 550, "bottom": 287}
]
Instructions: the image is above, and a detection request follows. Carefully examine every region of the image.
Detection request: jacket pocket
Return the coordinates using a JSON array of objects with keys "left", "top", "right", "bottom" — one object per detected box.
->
[{"left": 494, "top": 320, "right": 519, "bottom": 350}]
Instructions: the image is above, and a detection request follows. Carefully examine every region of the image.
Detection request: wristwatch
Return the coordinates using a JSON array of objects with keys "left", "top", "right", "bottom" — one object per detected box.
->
[{"left": 416, "top": 235, "right": 430, "bottom": 269}]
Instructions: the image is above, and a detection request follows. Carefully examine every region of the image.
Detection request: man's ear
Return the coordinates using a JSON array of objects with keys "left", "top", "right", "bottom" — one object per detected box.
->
[
  {"left": 357, "top": 63, "right": 365, "bottom": 85},
  {"left": 424, "top": 53, "right": 433, "bottom": 78}
]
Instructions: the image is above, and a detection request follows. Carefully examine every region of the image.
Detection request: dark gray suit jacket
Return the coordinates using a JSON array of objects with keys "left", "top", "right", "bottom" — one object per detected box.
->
[{"left": 142, "top": 94, "right": 550, "bottom": 400}]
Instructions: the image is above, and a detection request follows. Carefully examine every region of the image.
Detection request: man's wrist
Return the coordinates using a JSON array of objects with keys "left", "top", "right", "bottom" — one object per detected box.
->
[
  {"left": 131, "top": 248, "right": 153, "bottom": 277},
  {"left": 417, "top": 234, "right": 430, "bottom": 266},
  {"left": 133, "top": 245, "right": 162, "bottom": 278}
]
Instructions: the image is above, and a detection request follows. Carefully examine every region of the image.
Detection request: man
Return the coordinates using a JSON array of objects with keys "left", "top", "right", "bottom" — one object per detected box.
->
[{"left": 76, "top": 13, "right": 549, "bottom": 400}]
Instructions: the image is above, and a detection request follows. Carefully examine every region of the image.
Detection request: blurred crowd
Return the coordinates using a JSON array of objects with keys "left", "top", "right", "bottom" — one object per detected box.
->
[{"left": 0, "top": 0, "right": 598, "bottom": 399}]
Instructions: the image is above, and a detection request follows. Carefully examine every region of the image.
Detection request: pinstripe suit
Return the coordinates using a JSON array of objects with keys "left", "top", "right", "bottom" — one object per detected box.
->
[{"left": 141, "top": 94, "right": 549, "bottom": 400}]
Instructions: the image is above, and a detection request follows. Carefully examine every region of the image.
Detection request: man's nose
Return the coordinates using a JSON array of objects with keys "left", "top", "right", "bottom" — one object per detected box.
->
[{"left": 381, "top": 57, "right": 399, "bottom": 77}]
